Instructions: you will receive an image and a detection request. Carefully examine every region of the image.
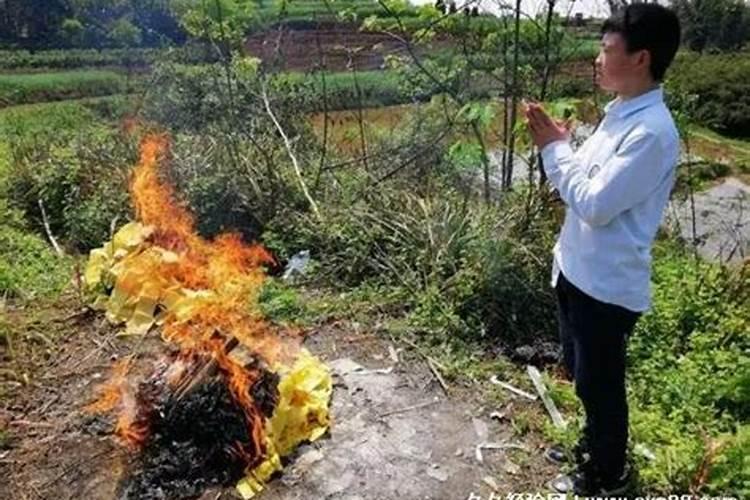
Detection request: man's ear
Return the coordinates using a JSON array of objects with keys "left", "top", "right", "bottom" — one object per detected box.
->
[{"left": 637, "top": 49, "right": 651, "bottom": 75}]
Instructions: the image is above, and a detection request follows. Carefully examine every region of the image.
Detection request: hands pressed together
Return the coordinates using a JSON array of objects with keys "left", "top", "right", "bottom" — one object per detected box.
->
[{"left": 523, "top": 100, "right": 572, "bottom": 150}]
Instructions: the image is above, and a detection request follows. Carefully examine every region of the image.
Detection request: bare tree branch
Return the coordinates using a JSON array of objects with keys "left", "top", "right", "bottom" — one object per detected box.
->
[{"left": 261, "top": 83, "right": 322, "bottom": 221}]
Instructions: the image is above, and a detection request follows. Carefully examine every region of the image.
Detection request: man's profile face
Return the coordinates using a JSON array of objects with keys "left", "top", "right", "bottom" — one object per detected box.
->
[{"left": 595, "top": 32, "right": 649, "bottom": 93}]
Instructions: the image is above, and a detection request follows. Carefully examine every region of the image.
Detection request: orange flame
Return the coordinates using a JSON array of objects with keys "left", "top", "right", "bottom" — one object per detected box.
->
[
  {"left": 91, "top": 133, "right": 300, "bottom": 457},
  {"left": 86, "top": 358, "right": 132, "bottom": 414},
  {"left": 86, "top": 357, "right": 149, "bottom": 447}
]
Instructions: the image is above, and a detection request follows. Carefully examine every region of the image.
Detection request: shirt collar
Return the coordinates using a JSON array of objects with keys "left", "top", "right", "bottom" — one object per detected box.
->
[{"left": 604, "top": 86, "right": 664, "bottom": 119}]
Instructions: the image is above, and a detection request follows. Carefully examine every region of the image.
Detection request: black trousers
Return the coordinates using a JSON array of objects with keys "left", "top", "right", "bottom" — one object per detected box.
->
[{"left": 555, "top": 272, "right": 641, "bottom": 480}]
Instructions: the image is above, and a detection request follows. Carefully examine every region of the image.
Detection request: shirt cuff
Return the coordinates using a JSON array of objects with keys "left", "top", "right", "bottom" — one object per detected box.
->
[{"left": 540, "top": 140, "right": 573, "bottom": 173}]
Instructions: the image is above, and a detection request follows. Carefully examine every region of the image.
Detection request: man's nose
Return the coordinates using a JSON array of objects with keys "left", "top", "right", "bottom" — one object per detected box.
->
[{"left": 594, "top": 53, "right": 603, "bottom": 68}]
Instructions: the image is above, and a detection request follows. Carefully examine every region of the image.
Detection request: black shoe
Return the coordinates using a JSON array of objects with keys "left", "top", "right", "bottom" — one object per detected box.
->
[
  {"left": 548, "top": 464, "right": 631, "bottom": 496},
  {"left": 544, "top": 441, "right": 591, "bottom": 466}
]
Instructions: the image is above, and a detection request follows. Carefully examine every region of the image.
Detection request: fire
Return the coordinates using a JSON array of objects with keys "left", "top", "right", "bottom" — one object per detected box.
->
[
  {"left": 88, "top": 133, "right": 300, "bottom": 456},
  {"left": 86, "top": 358, "right": 132, "bottom": 414},
  {"left": 85, "top": 357, "right": 150, "bottom": 447}
]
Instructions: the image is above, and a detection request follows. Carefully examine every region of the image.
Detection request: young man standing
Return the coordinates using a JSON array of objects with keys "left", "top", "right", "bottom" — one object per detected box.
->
[{"left": 524, "top": 4, "right": 681, "bottom": 496}]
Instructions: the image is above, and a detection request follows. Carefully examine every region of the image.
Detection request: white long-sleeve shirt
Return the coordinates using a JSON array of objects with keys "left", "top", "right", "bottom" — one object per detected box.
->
[{"left": 541, "top": 87, "right": 680, "bottom": 312}]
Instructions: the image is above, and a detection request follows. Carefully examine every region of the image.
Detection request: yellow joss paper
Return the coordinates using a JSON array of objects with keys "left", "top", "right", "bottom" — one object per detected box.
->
[
  {"left": 267, "top": 349, "right": 332, "bottom": 456},
  {"left": 237, "top": 350, "right": 332, "bottom": 499},
  {"left": 83, "top": 222, "right": 153, "bottom": 292}
]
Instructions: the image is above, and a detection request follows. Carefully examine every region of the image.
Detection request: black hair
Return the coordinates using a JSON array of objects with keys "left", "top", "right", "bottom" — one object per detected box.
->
[{"left": 601, "top": 4, "right": 681, "bottom": 81}]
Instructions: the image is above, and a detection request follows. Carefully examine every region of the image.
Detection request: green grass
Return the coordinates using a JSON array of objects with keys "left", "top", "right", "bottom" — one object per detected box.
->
[
  {"left": 567, "top": 37, "right": 599, "bottom": 60},
  {"left": 690, "top": 125, "right": 750, "bottom": 159},
  {"left": 0, "top": 48, "right": 160, "bottom": 71},
  {"left": 0, "top": 46, "right": 219, "bottom": 71},
  {"left": 0, "top": 99, "right": 97, "bottom": 133},
  {"left": 0, "top": 99, "right": 105, "bottom": 197},
  {"left": 0, "top": 70, "right": 127, "bottom": 107}
]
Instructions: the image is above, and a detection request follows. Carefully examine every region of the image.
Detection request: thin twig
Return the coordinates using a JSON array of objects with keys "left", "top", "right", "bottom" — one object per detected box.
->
[
  {"left": 489, "top": 375, "right": 538, "bottom": 400},
  {"left": 377, "top": 399, "right": 438, "bottom": 418},
  {"left": 37, "top": 199, "right": 63, "bottom": 257},
  {"left": 427, "top": 358, "right": 449, "bottom": 394},
  {"left": 261, "top": 83, "right": 322, "bottom": 221},
  {"left": 397, "top": 336, "right": 447, "bottom": 371}
]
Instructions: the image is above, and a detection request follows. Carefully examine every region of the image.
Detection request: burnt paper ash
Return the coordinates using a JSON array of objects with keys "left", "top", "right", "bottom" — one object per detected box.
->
[{"left": 118, "top": 372, "right": 279, "bottom": 500}]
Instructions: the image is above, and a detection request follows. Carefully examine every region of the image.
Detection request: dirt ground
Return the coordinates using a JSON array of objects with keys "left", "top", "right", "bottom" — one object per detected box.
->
[{"left": 0, "top": 294, "right": 562, "bottom": 500}]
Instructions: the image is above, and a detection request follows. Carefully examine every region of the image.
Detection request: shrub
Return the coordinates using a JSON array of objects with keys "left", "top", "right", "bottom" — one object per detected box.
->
[
  {"left": 666, "top": 52, "right": 750, "bottom": 137},
  {"left": 3, "top": 119, "right": 136, "bottom": 251},
  {"left": 284, "top": 70, "right": 409, "bottom": 110},
  {"left": 0, "top": 221, "right": 73, "bottom": 300},
  {"left": 672, "top": 0, "right": 750, "bottom": 52},
  {"left": 674, "top": 160, "right": 732, "bottom": 195},
  {"left": 550, "top": 74, "right": 594, "bottom": 98},
  {"left": 626, "top": 241, "right": 750, "bottom": 493},
  {"left": 0, "top": 100, "right": 100, "bottom": 149}
]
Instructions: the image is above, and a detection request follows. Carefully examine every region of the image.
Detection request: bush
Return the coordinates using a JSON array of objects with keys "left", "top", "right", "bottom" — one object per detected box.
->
[
  {"left": 0, "top": 217, "right": 73, "bottom": 300},
  {"left": 456, "top": 194, "right": 560, "bottom": 345},
  {"left": 626, "top": 241, "right": 750, "bottom": 494},
  {"left": 550, "top": 74, "right": 594, "bottom": 98},
  {"left": 262, "top": 181, "right": 562, "bottom": 348},
  {"left": 1, "top": 102, "right": 137, "bottom": 251},
  {"left": 6, "top": 130, "right": 136, "bottom": 251},
  {"left": 667, "top": 52, "right": 750, "bottom": 137},
  {"left": 154, "top": 84, "right": 557, "bottom": 346},
  {"left": 0, "top": 99, "right": 100, "bottom": 147},
  {"left": 674, "top": 160, "right": 732, "bottom": 194}
]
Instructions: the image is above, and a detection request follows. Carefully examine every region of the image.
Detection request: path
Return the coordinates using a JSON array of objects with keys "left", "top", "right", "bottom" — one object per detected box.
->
[{"left": 667, "top": 177, "right": 750, "bottom": 264}]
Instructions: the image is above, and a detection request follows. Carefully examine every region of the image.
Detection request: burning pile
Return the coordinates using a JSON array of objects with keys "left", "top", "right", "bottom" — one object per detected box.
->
[{"left": 84, "top": 135, "right": 332, "bottom": 499}]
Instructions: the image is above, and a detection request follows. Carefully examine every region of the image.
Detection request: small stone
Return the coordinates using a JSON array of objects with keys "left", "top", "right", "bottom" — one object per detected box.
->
[
  {"left": 483, "top": 476, "right": 500, "bottom": 491},
  {"left": 503, "top": 460, "right": 520, "bottom": 475},
  {"left": 472, "top": 417, "right": 489, "bottom": 441},
  {"left": 426, "top": 467, "right": 448, "bottom": 482}
]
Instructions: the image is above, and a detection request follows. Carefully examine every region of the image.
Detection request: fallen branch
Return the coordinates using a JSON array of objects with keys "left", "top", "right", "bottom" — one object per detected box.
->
[
  {"left": 398, "top": 336, "right": 447, "bottom": 370},
  {"left": 474, "top": 441, "right": 528, "bottom": 463},
  {"left": 395, "top": 336, "right": 449, "bottom": 393},
  {"left": 526, "top": 365, "right": 566, "bottom": 428},
  {"left": 377, "top": 399, "right": 438, "bottom": 418},
  {"left": 489, "top": 375, "right": 537, "bottom": 401},
  {"left": 427, "top": 358, "right": 449, "bottom": 394},
  {"left": 351, "top": 366, "right": 394, "bottom": 375},
  {"left": 38, "top": 199, "right": 63, "bottom": 257},
  {"left": 9, "top": 419, "right": 55, "bottom": 428}
]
